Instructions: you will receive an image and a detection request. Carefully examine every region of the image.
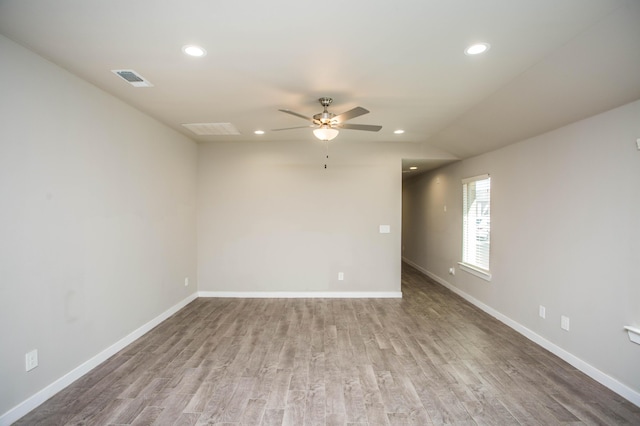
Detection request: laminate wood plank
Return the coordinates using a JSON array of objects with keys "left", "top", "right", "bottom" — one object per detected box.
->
[
  {"left": 282, "top": 389, "right": 306, "bottom": 426},
  {"left": 241, "top": 345, "right": 269, "bottom": 378},
  {"left": 477, "top": 370, "right": 551, "bottom": 425},
  {"left": 264, "top": 368, "right": 292, "bottom": 409},
  {"left": 171, "top": 412, "right": 200, "bottom": 426},
  {"left": 347, "top": 326, "right": 370, "bottom": 368},
  {"left": 147, "top": 393, "right": 193, "bottom": 426},
  {"left": 325, "top": 412, "right": 347, "bottom": 426},
  {"left": 197, "top": 376, "right": 239, "bottom": 421},
  {"left": 277, "top": 337, "right": 296, "bottom": 370},
  {"left": 386, "top": 412, "right": 423, "bottom": 426},
  {"left": 173, "top": 367, "right": 211, "bottom": 395},
  {"left": 551, "top": 390, "right": 632, "bottom": 426},
  {"left": 413, "top": 378, "right": 474, "bottom": 425},
  {"left": 325, "top": 371, "right": 346, "bottom": 415},
  {"left": 337, "top": 327, "right": 357, "bottom": 371},
  {"left": 15, "top": 263, "right": 640, "bottom": 425},
  {"left": 343, "top": 375, "right": 367, "bottom": 423},
  {"left": 55, "top": 379, "right": 130, "bottom": 425},
  {"left": 361, "top": 332, "right": 389, "bottom": 371},
  {"left": 251, "top": 365, "right": 278, "bottom": 401},
  {"left": 308, "top": 351, "right": 325, "bottom": 388},
  {"left": 63, "top": 397, "right": 127, "bottom": 426},
  {"left": 238, "top": 398, "right": 266, "bottom": 425},
  {"left": 363, "top": 402, "right": 391, "bottom": 426},
  {"left": 107, "top": 397, "right": 152, "bottom": 425},
  {"left": 303, "top": 382, "right": 326, "bottom": 426},
  {"left": 223, "top": 377, "right": 256, "bottom": 423},
  {"left": 375, "top": 370, "right": 411, "bottom": 415},
  {"left": 129, "top": 406, "right": 164, "bottom": 426},
  {"left": 290, "top": 354, "right": 310, "bottom": 392},
  {"left": 184, "top": 381, "right": 217, "bottom": 414},
  {"left": 260, "top": 408, "right": 284, "bottom": 426}
]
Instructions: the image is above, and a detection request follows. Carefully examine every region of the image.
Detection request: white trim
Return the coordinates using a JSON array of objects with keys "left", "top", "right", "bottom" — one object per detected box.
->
[
  {"left": 458, "top": 262, "right": 492, "bottom": 281},
  {"left": 402, "top": 257, "right": 640, "bottom": 408},
  {"left": 198, "top": 291, "right": 402, "bottom": 299},
  {"left": 462, "top": 173, "right": 489, "bottom": 184},
  {"left": 624, "top": 326, "right": 640, "bottom": 345},
  {"left": 0, "top": 292, "right": 198, "bottom": 426}
]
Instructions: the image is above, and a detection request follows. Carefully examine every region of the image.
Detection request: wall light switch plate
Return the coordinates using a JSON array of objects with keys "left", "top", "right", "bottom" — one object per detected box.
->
[
  {"left": 25, "top": 350, "right": 38, "bottom": 371},
  {"left": 338, "top": 272, "right": 344, "bottom": 281},
  {"left": 379, "top": 225, "right": 390, "bottom": 234},
  {"left": 539, "top": 305, "right": 546, "bottom": 319},
  {"left": 561, "top": 316, "right": 570, "bottom": 331}
]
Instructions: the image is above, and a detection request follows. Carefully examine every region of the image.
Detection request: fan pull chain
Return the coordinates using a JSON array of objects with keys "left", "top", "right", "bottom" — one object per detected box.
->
[{"left": 324, "top": 141, "right": 329, "bottom": 169}]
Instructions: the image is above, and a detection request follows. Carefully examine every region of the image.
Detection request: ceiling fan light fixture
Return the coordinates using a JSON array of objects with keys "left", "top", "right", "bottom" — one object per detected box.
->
[{"left": 313, "top": 126, "right": 339, "bottom": 141}]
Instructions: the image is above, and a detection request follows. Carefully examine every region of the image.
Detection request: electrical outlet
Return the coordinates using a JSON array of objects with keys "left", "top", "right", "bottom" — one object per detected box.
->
[
  {"left": 25, "top": 350, "right": 38, "bottom": 371},
  {"left": 184, "top": 277, "right": 189, "bottom": 287},
  {"left": 539, "top": 305, "right": 546, "bottom": 319},
  {"left": 338, "top": 272, "right": 344, "bottom": 281},
  {"left": 561, "top": 316, "right": 570, "bottom": 331}
]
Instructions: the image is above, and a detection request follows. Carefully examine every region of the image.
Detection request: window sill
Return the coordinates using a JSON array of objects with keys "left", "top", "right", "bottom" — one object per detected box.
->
[{"left": 458, "top": 262, "right": 492, "bottom": 281}]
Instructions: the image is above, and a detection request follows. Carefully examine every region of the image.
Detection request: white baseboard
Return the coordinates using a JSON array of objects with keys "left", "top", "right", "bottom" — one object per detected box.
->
[
  {"left": 402, "top": 257, "right": 640, "bottom": 408},
  {"left": 0, "top": 292, "right": 199, "bottom": 426},
  {"left": 198, "top": 291, "right": 402, "bottom": 299}
]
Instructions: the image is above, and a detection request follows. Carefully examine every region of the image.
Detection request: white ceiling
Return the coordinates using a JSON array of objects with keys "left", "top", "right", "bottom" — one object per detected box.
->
[{"left": 1, "top": 0, "right": 639, "bottom": 169}]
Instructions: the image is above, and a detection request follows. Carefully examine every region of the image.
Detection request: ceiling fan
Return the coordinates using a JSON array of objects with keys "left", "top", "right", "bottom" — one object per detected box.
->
[{"left": 273, "top": 97, "right": 382, "bottom": 141}]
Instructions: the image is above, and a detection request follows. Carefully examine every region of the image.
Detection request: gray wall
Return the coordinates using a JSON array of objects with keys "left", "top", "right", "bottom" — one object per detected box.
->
[
  {"left": 0, "top": 35, "right": 198, "bottom": 415},
  {"left": 402, "top": 99, "right": 640, "bottom": 396},
  {"left": 197, "top": 140, "right": 448, "bottom": 294}
]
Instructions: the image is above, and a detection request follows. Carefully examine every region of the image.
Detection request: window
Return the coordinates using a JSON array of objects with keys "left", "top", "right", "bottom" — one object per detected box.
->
[{"left": 460, "top": 174, "right": 491, "bottom": 280}]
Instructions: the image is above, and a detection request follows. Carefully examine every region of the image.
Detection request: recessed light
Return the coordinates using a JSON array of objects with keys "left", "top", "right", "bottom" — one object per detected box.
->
[
  {"left": 254, "top": 130, "right": 265, "bottom": 135},
  {"left": 394, "top": 129, "right": 405, "bottom": 134},
  {"left": 409, "top": 166, "right": 418, "bottom": 170},
  {"left": 465, "top": 42, "right": 490, "bottom": 55},
  {"left": 182, "top": 45, "right": 206, "bottom": 57}
]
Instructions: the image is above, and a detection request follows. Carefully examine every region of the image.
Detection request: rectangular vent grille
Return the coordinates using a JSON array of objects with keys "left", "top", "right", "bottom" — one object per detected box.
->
[
  {"left": 182, "top": 123, "right": 241, "bottom": 136},
  {"left": 111, "top": 69, "right": 153, "bottom": 87}
]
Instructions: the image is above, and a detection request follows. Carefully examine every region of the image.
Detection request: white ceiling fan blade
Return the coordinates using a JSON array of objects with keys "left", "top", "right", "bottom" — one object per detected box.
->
[
  {"left": 336, "top": 123, "right": 382, "bottom": 132},
  {"left": 278, "top": 109, "right": 314, "bottom": 122},
  {"left": 272, "top": 125, "right": 315, "bottom": 131},
  {"left": 332, "top": 106, "right": 369, "bottom": 123}
]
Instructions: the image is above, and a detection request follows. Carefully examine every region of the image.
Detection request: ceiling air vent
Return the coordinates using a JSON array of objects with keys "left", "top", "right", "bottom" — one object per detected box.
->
[
  {"left": 182, "top": 123, "right": 241, "bottom": 136},
  {"left": 111, "top": 69, "right": 153, "bottom": 87}
]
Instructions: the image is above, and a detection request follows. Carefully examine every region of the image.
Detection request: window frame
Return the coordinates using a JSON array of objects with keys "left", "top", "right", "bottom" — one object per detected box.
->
[{"left": 459, "top": 174, "right": 492, "bottom": 281}]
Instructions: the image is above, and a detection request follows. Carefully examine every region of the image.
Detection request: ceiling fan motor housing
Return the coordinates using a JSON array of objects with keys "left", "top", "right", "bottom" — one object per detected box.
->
[
  {"left": 313, "top": 111, "right": 336, "bottom": 125},
  {"left": 318, "top": 97, "right": 333, "bottom": 108},
  {"left": 315, "top": 97, "right": 336, "bottom": 125}
]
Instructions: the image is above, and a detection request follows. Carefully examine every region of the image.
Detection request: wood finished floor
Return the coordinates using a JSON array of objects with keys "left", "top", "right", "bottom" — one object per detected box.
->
[{"left": 16, "top": 263, "right": 640, "bottom": 425}]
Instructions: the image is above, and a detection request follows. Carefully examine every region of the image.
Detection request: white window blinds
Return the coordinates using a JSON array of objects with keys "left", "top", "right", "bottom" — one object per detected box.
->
[{"left": 462, "top": 175, "right": 491, "bottom": 272}]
